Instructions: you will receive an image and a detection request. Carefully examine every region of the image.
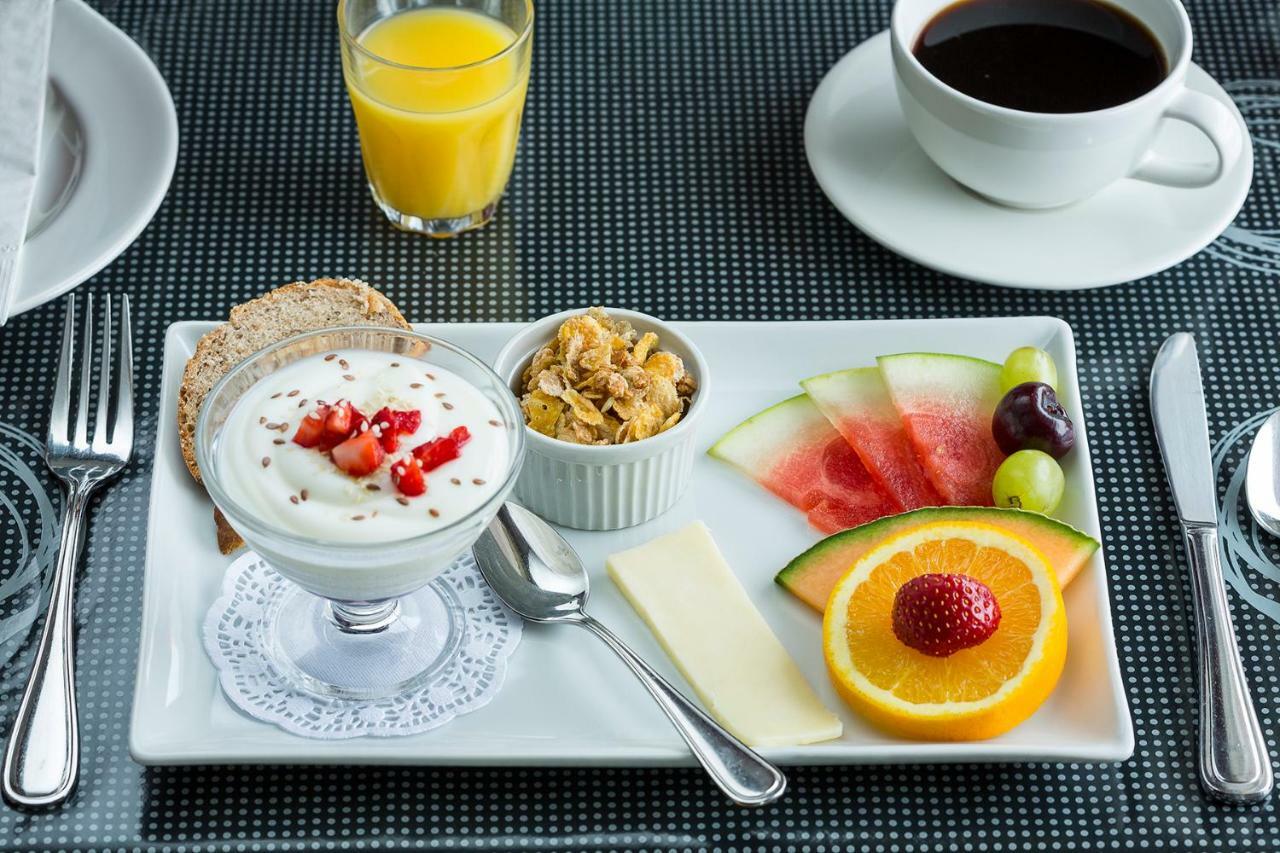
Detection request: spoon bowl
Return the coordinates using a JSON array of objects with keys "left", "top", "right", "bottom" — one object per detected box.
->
[
  {"left": 472, "top": 502, "right": 787, "bottom": 807},
  {"left": 472, "top": 503, "right": 589, "bottom": 621},
  {"left": 1247, "top": 412, "right": 1280, "bottom": 538}
]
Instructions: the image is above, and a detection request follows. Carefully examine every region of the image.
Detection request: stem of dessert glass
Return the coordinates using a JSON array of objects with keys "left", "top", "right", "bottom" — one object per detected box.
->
[{"left": 327, "top": 599, "right": 401, "bottom": 634}]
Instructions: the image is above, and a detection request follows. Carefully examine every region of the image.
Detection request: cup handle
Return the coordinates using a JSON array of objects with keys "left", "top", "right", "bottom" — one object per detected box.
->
[{"left": 1130, "top": 87, "right": 1243, "bottom": 188}]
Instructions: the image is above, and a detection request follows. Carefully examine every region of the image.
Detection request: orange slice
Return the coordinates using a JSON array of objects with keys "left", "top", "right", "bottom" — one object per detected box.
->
[{"left": 822, "top": 521, "right": 1067, "bottom": 741}]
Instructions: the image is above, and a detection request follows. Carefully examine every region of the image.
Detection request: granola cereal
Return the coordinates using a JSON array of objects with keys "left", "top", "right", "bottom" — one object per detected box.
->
[{"left": 519, "top": 308, "right": 697, "bottom": 445}]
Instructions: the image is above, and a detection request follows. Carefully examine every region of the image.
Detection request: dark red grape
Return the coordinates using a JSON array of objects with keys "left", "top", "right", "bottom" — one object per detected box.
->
[{"left": 992, "top": 382, "right": 1075, "bottom": 458}]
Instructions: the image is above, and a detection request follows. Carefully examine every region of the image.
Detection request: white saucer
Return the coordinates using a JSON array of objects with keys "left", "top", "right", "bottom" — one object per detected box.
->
[
  {"left": 13, "top": 0, "right": 177, "bottom": 317},
  {"left": 804, "top": 32, "right": 1254, "bottom": 290}
]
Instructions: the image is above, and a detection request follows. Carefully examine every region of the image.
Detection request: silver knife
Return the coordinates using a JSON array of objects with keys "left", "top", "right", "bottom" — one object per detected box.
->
[{"left": 1151, "top": 332, "right": 1273, "bottom": 803}]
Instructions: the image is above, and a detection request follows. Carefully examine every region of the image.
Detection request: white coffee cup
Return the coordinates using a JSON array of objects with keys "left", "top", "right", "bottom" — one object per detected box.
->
[{"left": 890, "top": 0, "right": 1243, "bottom": 208}]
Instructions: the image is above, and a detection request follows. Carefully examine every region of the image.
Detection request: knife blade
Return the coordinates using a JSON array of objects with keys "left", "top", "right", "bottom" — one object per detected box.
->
[
  {"left": 1151, "top": 332, "right": 1219, "bottom": 525},
  {"left": 1149, "top": 331, "right": 1272, "bottom": 804}
]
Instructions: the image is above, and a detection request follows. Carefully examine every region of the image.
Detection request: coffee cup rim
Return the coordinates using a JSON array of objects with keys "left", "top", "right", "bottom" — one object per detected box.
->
[{"left": 890, "top": 0, "right": 1194, "bottom": 122}]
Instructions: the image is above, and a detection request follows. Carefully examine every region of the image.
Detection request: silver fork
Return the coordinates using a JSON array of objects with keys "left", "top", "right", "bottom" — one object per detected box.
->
[{"left": 2, "top": 294, "right": 133, "bottom": 809}]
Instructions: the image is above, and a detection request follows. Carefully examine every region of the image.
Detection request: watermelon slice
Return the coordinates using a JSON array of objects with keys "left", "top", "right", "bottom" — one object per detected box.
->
[
  {"left": 776, "top": 506, "right": 1100, "bottom": 612},
  {"left": 877, "top": 353, "right": 1006, "bottom": 506},
  {"left": 708, "top": 395, "right": 898, "bottom": 534},
  {"left": 801, "top": 367, "right": 943, "bottom": 512}
]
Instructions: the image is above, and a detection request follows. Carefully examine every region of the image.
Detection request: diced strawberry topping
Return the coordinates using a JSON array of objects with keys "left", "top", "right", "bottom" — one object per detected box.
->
[
  {"left": 330, "top": 431, "right": 385, "bottom": 477},
  {"left": 371, "top": 407, "right": 399, "bottom": 453},
  {"left": 292, "top": 405, "right": 331, "bottom": 448},
  {"left": 392, "top": 410, "right": 422, "bottom": 435},
  {"left": 370, "top": 407, "right": 423, "bottom": 454},
  {"left": 413, "top": 426, "right": 472, "bottom": 472},
  {"left": 325, "top": 400, "right": 361, "bottom": 438},
  {"left": 291, "top": 400, "right": 432, "bottom": 487},
  {"left": 390, "top": 455, "right": 427, "bottom": 497},
  {"left": 377, "top": 429, "right": 398, "bottom": 453}
]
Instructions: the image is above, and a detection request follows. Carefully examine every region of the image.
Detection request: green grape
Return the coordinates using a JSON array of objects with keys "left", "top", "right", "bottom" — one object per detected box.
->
[
  {"left": 1001, "top": 346, "right": 1058, "bottom": 393},
  {"left": 992, "top": 450, "right": 1065, "bottom": 514}
]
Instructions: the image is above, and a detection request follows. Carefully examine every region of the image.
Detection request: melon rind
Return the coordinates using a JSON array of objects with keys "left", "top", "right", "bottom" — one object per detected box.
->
[
  {"left": 708, "top": 394, "right": 897, "bottom": 533},
  {"left": 801, "top": 369, "right": 897, "bottom": 437},
  {"left": 707, "top": 394, "right": 826, "bottom": 475},
  {"left": 776, "top": 506, "right": 1099, "bottom": 612},
  {"left": 877, "top": 352, "right": 1005, "bottom": 506},
  {"left": 877, "top": 352, "right": 1004, "bottom": 406}
]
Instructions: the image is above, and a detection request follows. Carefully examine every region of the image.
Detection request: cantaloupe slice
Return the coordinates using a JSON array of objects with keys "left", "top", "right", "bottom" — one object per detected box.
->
[{"left": 776, "top": 506, "right": 1099, "bottom": 612}]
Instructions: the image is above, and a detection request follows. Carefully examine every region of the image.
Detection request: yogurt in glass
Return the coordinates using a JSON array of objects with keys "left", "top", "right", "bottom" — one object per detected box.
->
[
  {"left": 196, "top": 326, "right": 524, "bottom": 699},
  {"left": 217, "top": 349, "right": 509, "bottom": 543}
]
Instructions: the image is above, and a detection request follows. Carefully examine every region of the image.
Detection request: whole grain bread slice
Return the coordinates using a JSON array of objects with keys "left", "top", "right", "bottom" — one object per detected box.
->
[{"left": 179, "top": 278, "right": 410, "bottom": 553}]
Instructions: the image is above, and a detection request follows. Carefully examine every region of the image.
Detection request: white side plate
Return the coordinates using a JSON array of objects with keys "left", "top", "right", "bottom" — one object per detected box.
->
[
  {"left": 13, "top": 0, "right": 177, "bottom": 316},
  {"left": 131, "top": 317, "right": 1133, "bottom": 765}
]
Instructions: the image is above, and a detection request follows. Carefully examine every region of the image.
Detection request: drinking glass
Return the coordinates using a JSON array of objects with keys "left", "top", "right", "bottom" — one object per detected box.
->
[
  {"left": 196, "top": 327, "right": 525, "bottom": 699},
  {"left": 338, "top": 0, "right": 534, "bottom": 237}
]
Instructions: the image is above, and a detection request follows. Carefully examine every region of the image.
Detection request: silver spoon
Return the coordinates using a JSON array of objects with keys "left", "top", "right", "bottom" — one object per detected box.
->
[
  {"left": 1248, "top": 411, "right": 1280, "bottom": 537},
  {"left": 472, "top": 503, "right": 787, "bottom": 807}
]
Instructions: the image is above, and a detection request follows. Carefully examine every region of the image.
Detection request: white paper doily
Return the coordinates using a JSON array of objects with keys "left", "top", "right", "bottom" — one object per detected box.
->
[{"left": 203, "top": 552, "right": 521, "bottom": 738}]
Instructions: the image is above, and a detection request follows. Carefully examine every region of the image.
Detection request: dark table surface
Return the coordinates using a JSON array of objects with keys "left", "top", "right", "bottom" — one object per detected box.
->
[{"left": 2, "top": 0, "right": 1279, "bottom": 849}]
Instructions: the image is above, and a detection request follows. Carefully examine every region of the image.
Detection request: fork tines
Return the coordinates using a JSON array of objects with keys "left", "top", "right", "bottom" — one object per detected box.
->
[{"left": 49, "top": 294, "right": 134, "bottom": 460}]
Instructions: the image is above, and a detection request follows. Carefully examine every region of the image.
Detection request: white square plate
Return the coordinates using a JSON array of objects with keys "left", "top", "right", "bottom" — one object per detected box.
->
[{"left": 131, "top": 317, "right": 1133, "bottom": 765}]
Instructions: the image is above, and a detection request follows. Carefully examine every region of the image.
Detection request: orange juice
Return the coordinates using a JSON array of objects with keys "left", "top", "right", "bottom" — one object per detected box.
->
[{"left": 343, "top": 7, "right": 531, "bottom": 228}]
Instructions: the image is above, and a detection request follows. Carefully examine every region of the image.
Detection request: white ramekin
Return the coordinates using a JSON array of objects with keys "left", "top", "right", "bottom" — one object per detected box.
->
[{"left": 492, "top": 308, "right": 710, "bottom": 530}]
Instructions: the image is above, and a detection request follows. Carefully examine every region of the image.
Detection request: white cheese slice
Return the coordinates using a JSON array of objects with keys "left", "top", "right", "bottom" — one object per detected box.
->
[{"left": 606, "top": 521, "right": 843, "bottom": 747}]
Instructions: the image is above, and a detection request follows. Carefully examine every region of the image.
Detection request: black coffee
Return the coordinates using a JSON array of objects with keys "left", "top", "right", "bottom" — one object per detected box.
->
[{"left": 913, "top": 0, "right": 1167, "bottom": 113}]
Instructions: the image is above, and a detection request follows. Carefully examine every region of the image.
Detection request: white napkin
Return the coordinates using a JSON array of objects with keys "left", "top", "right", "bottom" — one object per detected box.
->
[{"left": 0, "top": 0, "right": 54, "bottom": 325}]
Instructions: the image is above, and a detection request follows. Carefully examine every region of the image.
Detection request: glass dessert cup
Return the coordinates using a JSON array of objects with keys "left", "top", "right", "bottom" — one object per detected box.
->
[{"left": 196, "top": 327, "right": 525, "bottom": 700}]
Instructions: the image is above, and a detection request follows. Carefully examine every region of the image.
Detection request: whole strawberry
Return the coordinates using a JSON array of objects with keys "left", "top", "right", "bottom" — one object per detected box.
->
[{"left": 891, "top": 573, "right": 1002, "bottom": 657}]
